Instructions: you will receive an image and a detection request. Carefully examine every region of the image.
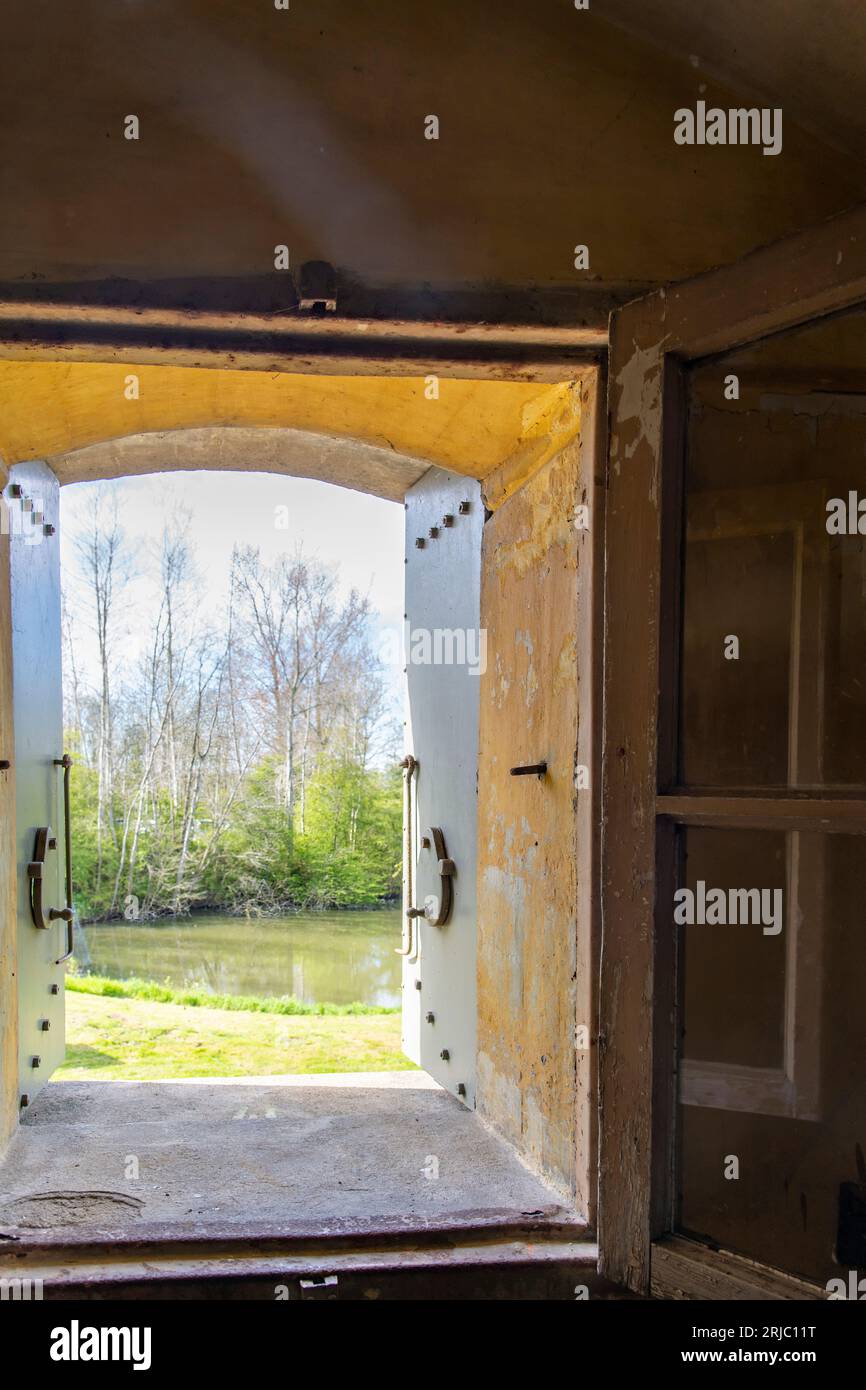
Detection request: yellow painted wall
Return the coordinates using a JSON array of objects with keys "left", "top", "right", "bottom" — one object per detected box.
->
[
  {"left": 476, "top": 431, "right": 596, "bottom": 1203},
  {"left": 0, "top": 362, "right": 581, "bottom": 492}
]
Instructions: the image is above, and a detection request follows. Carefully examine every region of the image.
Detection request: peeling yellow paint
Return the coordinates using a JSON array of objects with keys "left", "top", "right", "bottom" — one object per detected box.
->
[
  {"left": 476, "top": 440, "right": 582, "bottom": 1196},
  {"left": 482, "top": 375, "right": 587, "bottom": 511},
  {"left": 555, "top": 634, "right": 578, "bottom": 692}
]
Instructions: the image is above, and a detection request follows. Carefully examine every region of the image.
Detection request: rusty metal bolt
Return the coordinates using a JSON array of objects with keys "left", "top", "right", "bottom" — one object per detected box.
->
[
  {"left": 425, "top": 1012, "right": 435, "bottom": 1024},
  {"left": 442, "top": 514, "right": 454, "bottom": 527},
  {"left": 439, "top": 1049, "right": 450, "bottom": 1061},
  {"left": 31, "top": 1056, "right": 41, "bottom": 1068},
  {"left": 415, "top": 537, "right": 425, "bottom": 549},
  {"left": 429, "top": 526, "right": 439, "bottom": 539},
  {"left": 39, "top": 1019, "right": 50, "bottom": 1031},
  {"left": 19, "top": 1094, "right": 29, "bottom": 1108},
  {"left": 44, "top": 523, "right": 56, "bottom": 536},
  {"left": 456, "top": 1083, "right": 467, "bottom": 1098},
  {"left": 458, "top": 500, "right": 470, "bottom": 514},
  {"left": 8, "top": 483, "right": 23, "bottom": 499}
]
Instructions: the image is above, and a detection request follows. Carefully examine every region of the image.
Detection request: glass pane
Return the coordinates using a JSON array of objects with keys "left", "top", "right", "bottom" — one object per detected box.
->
[
  {"left": 680, "top": 828, "right": 787, "bottom": 1070},
  {"left": 681, "top": 304, "right": 866, "bottom": 789},
  {"left": 682, "top": 536, "right": 793, "bottom": 787},
  {"left": 677, "top": 827, "right": 866, "bottom": 1286}
]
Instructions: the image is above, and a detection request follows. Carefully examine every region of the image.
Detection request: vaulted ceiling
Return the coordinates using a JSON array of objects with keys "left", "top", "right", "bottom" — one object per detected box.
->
[{"left": 1, "top": 1, "right": 864, "bottom": 305}]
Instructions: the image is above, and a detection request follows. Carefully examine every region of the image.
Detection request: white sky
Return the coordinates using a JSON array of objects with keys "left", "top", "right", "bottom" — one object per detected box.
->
[{"left": 60, "top": 470, "right": 406, "bottom": 705}]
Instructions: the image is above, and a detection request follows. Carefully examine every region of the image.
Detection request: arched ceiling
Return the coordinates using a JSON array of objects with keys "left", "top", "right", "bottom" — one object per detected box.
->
[
  {"left": 50, "top": 427, "right": 426, "bottom": 502},
  {"left": 0, "top": 361, "right": 583, "bottom": 501}
]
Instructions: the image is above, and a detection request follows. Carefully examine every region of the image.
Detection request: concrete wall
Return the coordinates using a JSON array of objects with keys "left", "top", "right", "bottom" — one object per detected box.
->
[{"left": 475, "top": 379, "right": 599, "bottom": 1209}]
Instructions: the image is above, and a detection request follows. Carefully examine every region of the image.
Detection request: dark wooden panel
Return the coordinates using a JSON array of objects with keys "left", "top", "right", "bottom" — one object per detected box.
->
[
  {"left": 599, "top": 294, "right": 667, "bottom": 1292},
  {"left": 657, "top": 794, "right": 866, "bottom": 833}
]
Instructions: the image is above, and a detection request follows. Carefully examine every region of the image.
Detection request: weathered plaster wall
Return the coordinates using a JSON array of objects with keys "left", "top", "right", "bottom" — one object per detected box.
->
[
  {"left": 476, "top": 386, "right": 598, "bottom": 1208},
  {"left": 0, "top": 2, "right": 862, "bottom": 305}
]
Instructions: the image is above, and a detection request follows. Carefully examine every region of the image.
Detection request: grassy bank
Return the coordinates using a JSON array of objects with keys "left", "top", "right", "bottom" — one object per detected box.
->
[
  {"left": 59, "top": 983, "right": 411, "bottom": 1081},
  {"left": 66, "top": 972, "right": 398, "bottom": 1016}
]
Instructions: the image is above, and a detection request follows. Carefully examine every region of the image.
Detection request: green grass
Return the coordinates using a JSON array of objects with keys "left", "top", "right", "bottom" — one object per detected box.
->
[
  {"left": 58, "top": 989, "right": 413, "bottom": 1081},
  {"left": 66, "top": 972, "right": 398, "bottom": 1016}
]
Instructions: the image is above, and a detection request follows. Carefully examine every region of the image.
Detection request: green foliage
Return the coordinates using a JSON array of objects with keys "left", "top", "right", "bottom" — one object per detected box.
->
[
  {"left": 65, "top": 973, "right": 398, "bottom": 1016},
  {"left": 67, "top": 750, "right": 108, "bottom": 921},
  {"left": 293, "top": 756, "right": 403, "bottom": 907},
  {"left": 71, "top": 742, "right": 401, "bottom": 920}
]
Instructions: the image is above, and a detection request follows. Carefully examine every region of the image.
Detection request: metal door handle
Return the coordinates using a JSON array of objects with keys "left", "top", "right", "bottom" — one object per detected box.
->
[
  {"left": 419, "top": 826, "right": 455, "bottom": 928},
  {"left": 26, "top": 756, "right": 75, "bottom": 962},
  {"left": 55, "top": 909, "right": 74, "bottom": 965},
  {"left": 27, "top": 825, "right": 72, "bottom": 932}
]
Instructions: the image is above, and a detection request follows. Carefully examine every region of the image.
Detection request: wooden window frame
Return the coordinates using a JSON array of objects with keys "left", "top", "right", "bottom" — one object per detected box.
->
[
  {"left": 599, "top": 200, "right": 866, "bottom": 1299},
  {"left": 679, "top": 482, "right": 828, "bottom": 1122},
  {"left": 0, "top": 311, "right": 609, "bottom": 1248}
]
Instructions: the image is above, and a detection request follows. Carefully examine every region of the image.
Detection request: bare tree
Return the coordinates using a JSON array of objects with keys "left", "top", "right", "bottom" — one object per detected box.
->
[{"left": 73, "top": 490, "right": 129, "bottom": 889}]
